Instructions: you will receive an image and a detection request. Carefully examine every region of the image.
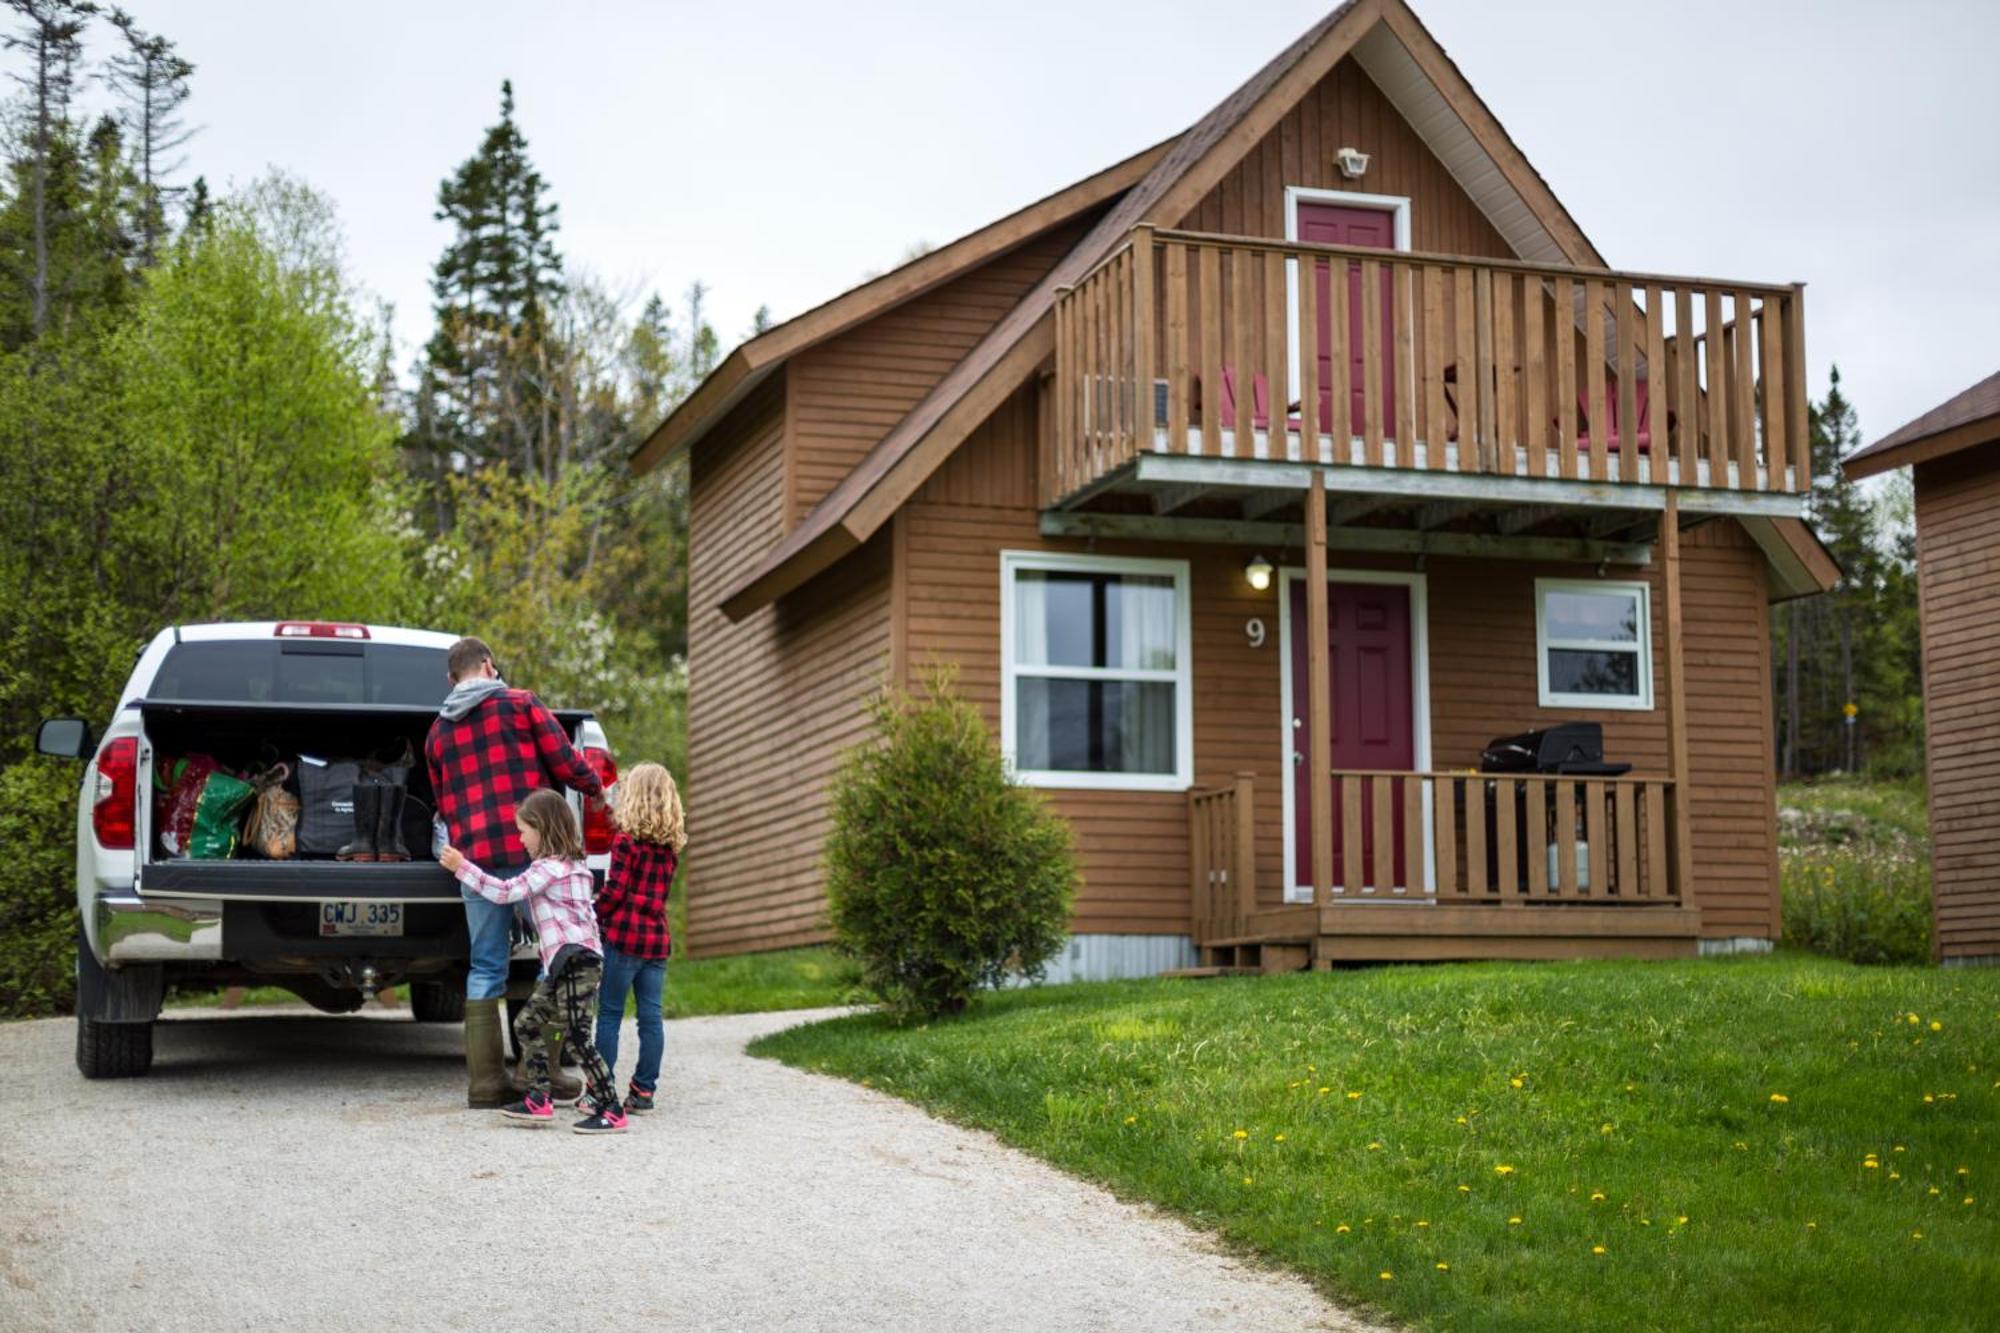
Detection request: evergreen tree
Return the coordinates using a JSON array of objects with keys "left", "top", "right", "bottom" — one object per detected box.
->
[
  {"left": 2, "top": 0, "right": 96, "bottom": 341},
  {"left": 104, "top": 7, "right": 194, "bottom": 266}
]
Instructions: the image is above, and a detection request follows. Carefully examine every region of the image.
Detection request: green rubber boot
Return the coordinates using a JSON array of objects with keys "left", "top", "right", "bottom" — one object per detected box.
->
[{"left": 464, "top": 998, "right": 509, "bottom": 1108}]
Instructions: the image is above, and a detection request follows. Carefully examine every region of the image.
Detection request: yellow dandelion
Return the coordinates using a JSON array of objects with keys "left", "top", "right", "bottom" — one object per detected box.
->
[
  {"left": 1455, "top": 1115, "right": 1469, "bottom": 1125},
  {"left": 1889, "top": 1172, "right": 1901, "bottom": 1181},
  {"left": 1958, "top": 1167, "right": 1971, "bottom": 1176},
  {"left": 1639, "top": 1218, "right": 1651, "bottom": 1227},
  {"left": 1232, "top": 1129, "right": 1249, "bottom": 1140},
  {"left": 1335, "top": 1224, "right": 1350, "bottom": 1234},
  {"left": 1676, "top": 1216, "right": 1689, "bottom": 1225},
  {"left": 1734, "top": 1142, "right": 1748, "bottom": 1151},
  {"left": 1591, "top": 1245, "right": 1607, "bottom": 1255},
  {"left": 1242, "top": 1176, "right": 1253, "bottom": 1186},
  {"left": 1908, "top": 1013, "right": 1921, "bottom": 1025},
  {"left": 1317, "top": 1086, "right": 1331, "bottom": 1095},
  {"left": 1590, "top": 1191, "right": 1607, "bottom": 1203},
  {"left": 1347, "top": 1090, "right": 1362, "bottom": 1100},
  {"left": 1600, "top": 1123, "right": 1614, "bottom": 1135},
  {"left": 1930, "top": 1187, "right": 1942, "bottom": 1197},
  {"left": 1769, "top": 1094, "right": 1789, "bottom": 1104},
  {"left": 1435, "top": 1262, "right": 1450, "bottom": 1271},
  {"left": 1807, "top": 1221, "right": 1817, "bottom": 1231},
  {"left": 1924, "top": 1095, "right": 1936, "bottom": 1105},
  {"left": 1912, "top": 1230, "right": 1924, "bottom": 1240},
  {"left": 1379, "top": 1271, "right": 1393, "bottom": 1281},
  {"left": 1367, "top": 1141, "right": 1383, "bottom": 1151},
  {"left": 1416, "top": 1219, "right": 1430, "bottom": 1229},
  {"left": 1123, "top": 1115, "right": 1137, "bottom": 1126},
  {"left": 1274, "top": 1134, "right": 1286, "bottom": 1143},
  {"left": 1624, "top": 1083, "right": 1636, "bottom": 1092},
  {"left": 1507, "top": 1216, "right": 1522, "bottom": 1225},
  {"left": 1509, "top": 1077, "right": 1524, "bottom": 1089},
  {"left": 1458, "top": 1184, "right": 1472, "bottom": 1194},
  {"left": 1931, "top": 1020, "right": 1943, "bottom": 1032},
  {"left": 1495, "top": 1164, "right": 1515, "bottom": 1176},
  {"left": 1966, "top": 1197, "right": 1977, "bottom": 1207},
  {"left": 1894, "top": 1146, "right": 1907, "bottom": 1154},
  {"left": 1864, "top": 1160, "right": 1880, "bottom": 1169}
]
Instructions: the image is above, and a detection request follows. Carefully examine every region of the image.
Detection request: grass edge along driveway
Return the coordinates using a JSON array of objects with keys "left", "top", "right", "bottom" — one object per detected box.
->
[{"left": 752, "top": 954, "right": 1999, "bottom": 1332}]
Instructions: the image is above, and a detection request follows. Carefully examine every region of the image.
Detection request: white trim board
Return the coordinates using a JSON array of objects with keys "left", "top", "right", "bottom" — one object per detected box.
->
[
  {"left": 998, "top": 549, "right": 1194, "bottom": 792},
  {"left": 1276, "top": 566, "right": 1434, "bottom": 904}
]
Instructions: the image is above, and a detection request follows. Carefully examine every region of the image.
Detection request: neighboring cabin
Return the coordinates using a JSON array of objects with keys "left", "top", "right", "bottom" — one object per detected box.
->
[
  {"left": 1844, "top": 371, "right": 2000, "bottom": 967},
  {"left": 633, "top": 0, "right": 1837, "bottom": 975}
]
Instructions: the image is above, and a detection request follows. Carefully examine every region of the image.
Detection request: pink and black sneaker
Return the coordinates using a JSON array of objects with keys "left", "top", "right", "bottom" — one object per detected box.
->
[
  {"left": 500, "top": 1090, "right": 555, "bottom": 1124},
  {"left": 625, "top": 1083, "right": 655, "bottom": 1114},
  {"left": 572, "top": 1103, "right": 628, "bottom": 1135}
]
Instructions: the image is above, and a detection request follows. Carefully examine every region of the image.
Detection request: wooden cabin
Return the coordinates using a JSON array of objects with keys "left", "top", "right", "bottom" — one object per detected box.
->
[
  {"left": 633, "top": 0, "right": 1838, "bottom": 975},
  {"left": 1844, "top": 370, "right": 2000, "bottom": 968}
]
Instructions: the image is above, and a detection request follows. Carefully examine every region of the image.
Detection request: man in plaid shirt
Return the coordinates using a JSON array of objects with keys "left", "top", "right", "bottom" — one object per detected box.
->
[{"left": 427, "top": 637, "right": 604, "bottom": 1106}]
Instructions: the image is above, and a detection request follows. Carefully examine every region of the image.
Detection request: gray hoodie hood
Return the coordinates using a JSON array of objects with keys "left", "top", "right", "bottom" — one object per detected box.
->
[{"left": 439, "top": 676, "right": 510, "bottom": 721}]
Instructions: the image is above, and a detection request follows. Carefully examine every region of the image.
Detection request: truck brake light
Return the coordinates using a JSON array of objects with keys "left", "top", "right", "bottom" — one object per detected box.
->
[
  {"left": 275, "top": 621, "right": 370, "bottom": 640},
  {"left": 92, "top": 737, "right": 138, "bottom": 849},
  {"left": 582, "top": 747, "right": 617, "bottom": 855}
]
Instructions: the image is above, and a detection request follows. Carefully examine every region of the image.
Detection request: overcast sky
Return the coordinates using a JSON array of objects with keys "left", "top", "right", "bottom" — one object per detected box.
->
[{"left": 94, "top": 0, "right": 2000, "bottom": 448}]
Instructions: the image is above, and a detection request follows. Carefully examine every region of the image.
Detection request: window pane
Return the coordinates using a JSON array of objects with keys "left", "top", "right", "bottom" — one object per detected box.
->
[
  {"left": 1015, "top": 678, "right": 1176, "bottom": 774},
  {"left": 1547, "top": 648, "right": 1640, "bottom": 697},
  {"left": 1014, "top": 570, "right": 1176, "bottom": 670},
  {"left": 1544, "top": 589, "right": 1640, "bottom": 643},
  {"left": 150, "top": 642, "right": 449, "bottom": 707}
]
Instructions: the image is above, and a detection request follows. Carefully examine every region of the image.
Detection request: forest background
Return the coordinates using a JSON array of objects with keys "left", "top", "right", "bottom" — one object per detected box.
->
[{"left": 0, "top": 1, "right": 1925, "bottom": 1013}]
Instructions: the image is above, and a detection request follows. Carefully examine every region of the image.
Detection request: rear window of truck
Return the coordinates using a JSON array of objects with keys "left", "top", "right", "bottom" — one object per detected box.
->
[{"left": 149, "top": 642, "right": 449, "bottom": 707}]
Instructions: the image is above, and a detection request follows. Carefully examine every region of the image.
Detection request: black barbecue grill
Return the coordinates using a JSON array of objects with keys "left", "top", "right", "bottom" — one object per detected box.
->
[{"left": 1479, "top": 722, "right": 1631, "bottom": 777}]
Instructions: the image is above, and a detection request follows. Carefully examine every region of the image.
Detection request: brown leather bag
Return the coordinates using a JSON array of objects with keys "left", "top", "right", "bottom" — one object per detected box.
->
[{"left": 245, "top": 762, "right": 301, "bottom": 860}]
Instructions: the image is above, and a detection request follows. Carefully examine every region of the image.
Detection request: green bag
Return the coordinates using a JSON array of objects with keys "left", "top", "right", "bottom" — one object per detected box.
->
[{"left": 189, "top": 770, "right": 256, "bottom": 860}]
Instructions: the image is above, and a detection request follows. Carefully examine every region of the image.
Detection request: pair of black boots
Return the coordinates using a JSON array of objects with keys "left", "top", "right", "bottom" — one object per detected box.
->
[{"left": 336, "top": 783, "right": 411, "bottom": 862}]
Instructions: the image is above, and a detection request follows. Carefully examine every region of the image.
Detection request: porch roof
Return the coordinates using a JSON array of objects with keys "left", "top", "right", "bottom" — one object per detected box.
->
[{"left": 1843, "top": 368, "right": 2000, "bottom": 480}]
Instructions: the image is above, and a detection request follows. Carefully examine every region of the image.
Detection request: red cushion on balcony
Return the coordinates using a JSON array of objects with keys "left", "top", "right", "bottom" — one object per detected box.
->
[
  {"left": 1575, "top": 379, "right": 1654, "bottom": 454},
  {"left": 1218, "top": 365, "right": 1273, "bottom": 432}
]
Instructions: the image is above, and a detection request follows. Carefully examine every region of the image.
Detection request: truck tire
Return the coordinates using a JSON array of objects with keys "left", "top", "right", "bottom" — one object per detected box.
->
[
  {"left": 409, "top": 982, "right": 465, "bottom": 1023},
  {"left": 76, "top": 1015, "right": 154, "bottom": 1078}
]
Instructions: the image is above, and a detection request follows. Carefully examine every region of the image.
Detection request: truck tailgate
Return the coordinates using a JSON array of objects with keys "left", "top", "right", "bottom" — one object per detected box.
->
[{"left": 141, "top": 860, "right": 461, "bottom": 902}]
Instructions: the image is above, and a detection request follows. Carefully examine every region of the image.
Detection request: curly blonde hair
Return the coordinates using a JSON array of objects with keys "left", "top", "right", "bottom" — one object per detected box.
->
[{"left": 613, "top": 762, "right": 686, "bottom": 851}]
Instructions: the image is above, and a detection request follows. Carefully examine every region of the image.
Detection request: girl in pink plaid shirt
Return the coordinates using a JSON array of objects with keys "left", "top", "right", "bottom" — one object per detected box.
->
[{"left": 441, "top": 789, "right": 625, "bottom": 1134}]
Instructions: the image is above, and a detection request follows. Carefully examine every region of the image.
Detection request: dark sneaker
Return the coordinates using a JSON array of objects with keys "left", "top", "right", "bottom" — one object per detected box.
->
[
  {"left": 626, "top": 1084, "right": 655, "bottom": 1114},
  {"left": 572, "top": 1105, "right": 628, "bottom": 1135},
  {"left": 500, "top": 1090, "right": 554, "bottom": 1124}
]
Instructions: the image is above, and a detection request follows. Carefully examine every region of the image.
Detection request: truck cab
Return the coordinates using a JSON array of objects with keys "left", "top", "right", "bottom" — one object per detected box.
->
[{"left": 39, "top": 621, "right": 614, "bottom": 1078}]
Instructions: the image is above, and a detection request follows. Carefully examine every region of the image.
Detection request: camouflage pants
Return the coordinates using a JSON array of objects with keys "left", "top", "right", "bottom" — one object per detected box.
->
[{"left": 513, "top": 954, "right": 617, "bottom": 1108}]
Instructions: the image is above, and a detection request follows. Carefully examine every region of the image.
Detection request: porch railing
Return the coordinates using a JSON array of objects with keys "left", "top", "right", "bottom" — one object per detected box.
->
[
  {"left": 1049, "top": 225, "right": 1806, "bottom": 506},
  {"left": 1189, "top": 772, "right": 1257, "bottom": 946}
]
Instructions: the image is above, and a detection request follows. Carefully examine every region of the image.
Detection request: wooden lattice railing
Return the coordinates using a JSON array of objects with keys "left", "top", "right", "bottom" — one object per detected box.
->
[
  {"left": 1049, "top": 225, "right": 1806, "bottom": 507},
  {"left": 1188, "top": 773, "right": 1257, "bottom": 946}
]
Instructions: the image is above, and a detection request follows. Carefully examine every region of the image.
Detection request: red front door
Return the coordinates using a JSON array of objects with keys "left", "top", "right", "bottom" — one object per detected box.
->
[
  {"left": 1295, "top": 202, "right": 1397, "bottom": 441},
  {"left": 1289, "top": 578, "right": 1415, "bottom": 893}
]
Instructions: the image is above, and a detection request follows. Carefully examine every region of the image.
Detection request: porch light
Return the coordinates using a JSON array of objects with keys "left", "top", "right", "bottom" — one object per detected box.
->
[
  {"left": 1335, "top": 146, "right": 1370, "bottom": 179},
  {"left": 1244, "top": 554, "right": 1274, "bottom": 592}
]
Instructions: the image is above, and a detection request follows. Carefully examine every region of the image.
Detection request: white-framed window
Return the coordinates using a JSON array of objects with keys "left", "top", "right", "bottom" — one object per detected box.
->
[
  {"left": 1000, "top": 551, "right": 1192, "bottom": 791},
  {"left": 1535, "top": 579, "right": 1653, "bottom": 710}
]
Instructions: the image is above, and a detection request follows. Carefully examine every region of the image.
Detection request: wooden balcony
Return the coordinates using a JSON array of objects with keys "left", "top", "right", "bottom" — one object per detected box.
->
[
  {"left": 1188, "top": 769, "right": 1697, "bottom": 970},
  {"left": 1048, "top": 226, "right": 1807, "bottom": 511}
]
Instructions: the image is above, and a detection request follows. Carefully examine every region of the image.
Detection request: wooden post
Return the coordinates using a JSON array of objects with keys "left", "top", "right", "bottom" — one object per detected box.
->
[
  {"left": 1131, "top": 227, "right": 1155, "bottom": 465},
  {"left": 1661, "top": 491, "right": 1695, "bottom": 903},
  {"left": 1233, "top": 772, "right": 1258, "bottom": 930},
  {"left": 1306, "top": 472, "right": 1334, "bottom": 903}
]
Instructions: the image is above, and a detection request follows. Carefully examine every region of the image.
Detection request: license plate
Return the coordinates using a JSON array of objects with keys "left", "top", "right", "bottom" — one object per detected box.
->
[{"left": 320, "top": 901, "right": 403, "bottom": 937}]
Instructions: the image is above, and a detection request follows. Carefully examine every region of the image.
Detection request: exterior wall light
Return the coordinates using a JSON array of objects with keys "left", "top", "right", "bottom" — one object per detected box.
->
[
  {"left": 1335, "top": 146, "right": 1370, "bottom": 179},
  {"left": 1244, "top": 554, "right": 1274, "bottom": 592}
]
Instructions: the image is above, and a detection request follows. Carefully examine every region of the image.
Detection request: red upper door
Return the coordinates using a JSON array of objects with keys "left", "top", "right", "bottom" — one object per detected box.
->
[
  {"left": 1294, "top": 201, "right": 1397, "bottom": 442},
  {"left": 1289, "top": 578, "right": 1415, "bottom": 893}
]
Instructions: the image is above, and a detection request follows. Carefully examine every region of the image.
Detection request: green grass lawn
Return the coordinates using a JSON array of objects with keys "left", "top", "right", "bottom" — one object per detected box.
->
[
  {"left": 664, "top": 946, "right": 854, "bottom": 1018},
  {"left": 753, "top": 954, "right": 1999, "bottom": 1332}
]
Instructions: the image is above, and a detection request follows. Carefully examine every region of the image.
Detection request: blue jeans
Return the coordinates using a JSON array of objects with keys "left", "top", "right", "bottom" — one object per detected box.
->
[
  {"left": 596, "top": 944, "right": 667, "bottom": 1091},
  {"left": 460, "top": 869, "right": 527, "bottom": 1002}
]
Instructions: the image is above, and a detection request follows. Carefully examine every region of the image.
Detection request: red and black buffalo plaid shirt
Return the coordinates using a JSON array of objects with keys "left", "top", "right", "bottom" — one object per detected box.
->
[
  {"left": 594, "top": 832, "right": 677, "bottom": 959},
  {"left": 425, "top": 689, "right": 604, "bottom": 866}
]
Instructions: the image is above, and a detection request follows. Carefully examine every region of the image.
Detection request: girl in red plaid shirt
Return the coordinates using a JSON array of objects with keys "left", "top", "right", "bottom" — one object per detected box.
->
[{"left": 587, "top": 762, "right": 684, "bottom": 1115}]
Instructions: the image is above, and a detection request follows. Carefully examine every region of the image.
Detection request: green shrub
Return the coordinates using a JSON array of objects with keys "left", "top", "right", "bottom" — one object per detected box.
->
[
  {"left": 0, "top": 759, "right": 82, "bottom": 1017},
  {"left": 1781, "top": 851, "right": 1932, "bottom": 966},
  {"left": 823, "top": 668, "right": 1077, "bottom": 1020}
]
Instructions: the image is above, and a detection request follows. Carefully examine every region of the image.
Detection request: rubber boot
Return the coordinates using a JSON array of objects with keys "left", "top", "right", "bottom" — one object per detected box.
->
[
  {"left": 464, "top": 998, "right": 510, "bottom": 1108},
  {"left": 374, "top": 785, "right": 410, "bottom": 862},
  {"left": 336, "top": 785, "right": 381, "bottom": 862},
  {"left": 509, "top": 1029, "right": 583, "bottom": 1101}
]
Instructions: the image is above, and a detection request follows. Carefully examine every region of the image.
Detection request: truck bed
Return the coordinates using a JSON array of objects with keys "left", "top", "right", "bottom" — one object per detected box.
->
[{"left": 141, "top": 858, "right": 461, "bottom": 902}]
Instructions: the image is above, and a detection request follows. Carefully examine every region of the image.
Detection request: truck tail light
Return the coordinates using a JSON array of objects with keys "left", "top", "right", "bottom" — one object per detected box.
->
[
  {"left": 582, "top": 747, "right": 618, "bottom": 855},
  {"left": 92, "top": 737, "right": 138, "bottom": 850},
  {"left": 275, "top": 621, "right": 370, "bottom": 639}
]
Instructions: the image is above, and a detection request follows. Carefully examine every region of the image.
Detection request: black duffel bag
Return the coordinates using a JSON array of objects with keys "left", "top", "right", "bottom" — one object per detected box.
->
[{"left": 294, "top": 756, "right": 366, "bottom": 856}]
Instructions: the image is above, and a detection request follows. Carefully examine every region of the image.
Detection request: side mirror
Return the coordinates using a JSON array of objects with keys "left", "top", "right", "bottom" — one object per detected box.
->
[{"left": 36, "top": 717, "right": 92, "bottom": 759}]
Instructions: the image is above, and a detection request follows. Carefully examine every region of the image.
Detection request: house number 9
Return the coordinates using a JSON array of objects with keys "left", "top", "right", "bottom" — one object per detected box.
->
[{"left": 1246, "top": 618, "right": 1266, "bottom": 648}]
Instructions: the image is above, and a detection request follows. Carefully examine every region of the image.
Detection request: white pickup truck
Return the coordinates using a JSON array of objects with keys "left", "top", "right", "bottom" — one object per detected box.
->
[{"left": 36, "top": 621, "right": 614, "bottom": 1078}]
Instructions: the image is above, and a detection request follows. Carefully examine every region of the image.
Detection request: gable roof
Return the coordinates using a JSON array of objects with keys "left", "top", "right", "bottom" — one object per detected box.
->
[
  {"left": 626, "top": 136, "right": 1173, "bottom": 475},
  {"left": 1843, "top": 369, "right": 2000, "bottom": 481},
  {"left": 703, "top": 0, "right": 1619, "bottom": 620}
]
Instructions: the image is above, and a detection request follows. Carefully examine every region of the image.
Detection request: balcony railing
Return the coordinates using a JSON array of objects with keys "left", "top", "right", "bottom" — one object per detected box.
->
[{"left": 1048, "top": 226, "right": 1807, "bottom": 507}]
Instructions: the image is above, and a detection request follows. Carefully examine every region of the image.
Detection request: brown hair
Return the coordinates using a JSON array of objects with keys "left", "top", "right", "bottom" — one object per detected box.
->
[
  {"left": 514, "top": 789, "right": 584, "bottom": 861},
  {"left": 613, "top": 762, "right": 686, "bottom": 852},
  {"left": 447, "top": 637, "right": 496, "bottom": 683}
]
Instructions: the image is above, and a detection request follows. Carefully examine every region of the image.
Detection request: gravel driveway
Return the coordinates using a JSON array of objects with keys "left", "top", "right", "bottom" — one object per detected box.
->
[{"left": 0, "top": 1006, "right": 1372, "bottom": 1332}]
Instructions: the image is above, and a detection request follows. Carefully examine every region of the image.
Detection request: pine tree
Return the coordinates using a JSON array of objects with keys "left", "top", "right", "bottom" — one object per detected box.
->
[
  {"left": 104, "top": 8, "right": 194, "bottom": 266},
  {"left": 3, "top": 0, "right": 96, "bottom": 341}
]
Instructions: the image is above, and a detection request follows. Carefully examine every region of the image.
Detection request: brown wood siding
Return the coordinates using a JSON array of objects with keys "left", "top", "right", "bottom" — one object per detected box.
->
[
  {"left": 1915, "top": 442, "right": 2000, "bottom": 960},
  {"left": 1178, "top": 55, "right": 1512, "bottom": 258},
  {"left": 785, "top": 218, "right": 1096, "bottom": 527},
  {"left": 903, "top": 397, "right": 1779, "bottom": 940},
  {"left": 685, "top": 372, "right": 891, "bottom": 957}
]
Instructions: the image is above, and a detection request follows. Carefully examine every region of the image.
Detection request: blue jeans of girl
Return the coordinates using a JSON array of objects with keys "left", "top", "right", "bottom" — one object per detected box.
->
[{"left": 595, "top": 943, "right": 667, "bottom": 1092}]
